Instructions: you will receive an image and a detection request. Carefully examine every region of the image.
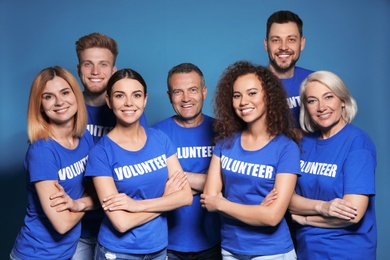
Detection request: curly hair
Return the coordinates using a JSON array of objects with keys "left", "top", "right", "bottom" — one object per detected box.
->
[{"left": 213, "top": 61, "right": 297, "bottom": 147}]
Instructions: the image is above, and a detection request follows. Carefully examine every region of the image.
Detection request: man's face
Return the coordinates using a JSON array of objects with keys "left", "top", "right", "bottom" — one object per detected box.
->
[
  {"left": 77, "top": 47, "right": 117, "bottom": 96},
  {"left": 264, "top": 22, "right": 305, "bottom": 74},
  {"left": 168, "top": 71, "right": 207, "bottom": 126}
]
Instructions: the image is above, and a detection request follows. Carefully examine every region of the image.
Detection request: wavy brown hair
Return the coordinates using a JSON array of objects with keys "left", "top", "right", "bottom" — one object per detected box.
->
[{"left": 213, "top": 61, "right": 297, "bottom": 147}]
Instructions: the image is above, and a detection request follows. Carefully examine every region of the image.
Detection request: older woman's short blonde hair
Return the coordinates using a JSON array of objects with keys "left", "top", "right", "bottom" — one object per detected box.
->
[
  {"left": 299, "top": 70, "right": 357, "bottom": 133},
  {"left": 27, "top": 66, "right": 87, "bottom": 143}
]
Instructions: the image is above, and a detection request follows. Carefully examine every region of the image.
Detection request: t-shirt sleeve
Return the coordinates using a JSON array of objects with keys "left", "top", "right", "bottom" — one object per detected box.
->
[
  {"left": 85, "top": 145, "right": 112, "bottom": 177},
  {"left": 26, "top": 143, "right": 58, "bottom": 182},
  {"left": 212, "top": 141, "right": 222, "bottom": 158},
  {"left": 277, "top": 140, "right": 301, "bottom": 176},
  {"left": 343, "top": 149, "right": 376, "bottom": 195},
  {"left": 157, "top": 129, "right": 176, "bottom": 158}
]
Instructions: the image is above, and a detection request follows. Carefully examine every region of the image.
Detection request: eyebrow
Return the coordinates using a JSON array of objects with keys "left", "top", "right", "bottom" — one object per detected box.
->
[{"left": 42, "top": 87, "right": 71, "bottom": 95}]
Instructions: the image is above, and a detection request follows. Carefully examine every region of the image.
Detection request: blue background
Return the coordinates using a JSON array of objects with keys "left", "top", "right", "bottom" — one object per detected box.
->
[{"left": 1, "top": 0, "right": 389, "bottom": 258}]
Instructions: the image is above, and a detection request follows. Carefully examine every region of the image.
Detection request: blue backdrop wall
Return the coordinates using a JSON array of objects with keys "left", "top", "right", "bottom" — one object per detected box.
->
[{"left": 1, "top": 0, "right": 389, "bottom": 258}]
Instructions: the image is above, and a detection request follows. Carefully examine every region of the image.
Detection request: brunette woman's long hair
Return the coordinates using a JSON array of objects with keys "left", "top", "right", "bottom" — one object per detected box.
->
[{"left": 213, "top": 61, "right": 298, "bottom": 147}]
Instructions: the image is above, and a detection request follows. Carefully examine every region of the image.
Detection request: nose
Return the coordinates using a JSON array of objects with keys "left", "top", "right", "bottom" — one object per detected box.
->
[
  {"left": 279, "top": 40, "right": 288, "bottom": 51},
  {"left": 181, "top": 91, "right": 190, "bottom": 102},
  {"left": 240, "top": 95, "right": 249, "bottom": 106},
  {"left": 124, "top": 97, "right": 133, "bottom": 106},
  {"left": 55, "top": 96, "right": 64, "bottom": 106},
  {"left": 317, "top": 100, "right": 326, "bottom": 112},
  {"left": 91, "top": 65, "right": 100, "bottom": 75}
]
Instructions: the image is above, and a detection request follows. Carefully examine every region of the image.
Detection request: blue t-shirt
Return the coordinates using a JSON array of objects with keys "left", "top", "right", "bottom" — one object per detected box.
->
[
  {"left": 13, "top": 132, "right": 94, "bottom": 260},
  {"left": 85, "top": 127, "right": 176, "bottom": 254},
  {"left": 296, "top": 124, "right": 377, "bottom": 259},
  {"left": 83, "top": 104, "right": 148, "bottom": 238},
  {"left": 281, "top": 66, "right": 313, "bottom": 127},
  {"left": 153, "top": 115, "right": 221, "bottom": 252},
  {"left": 213, "top": 133, "right": 300, "bottom": 255}
]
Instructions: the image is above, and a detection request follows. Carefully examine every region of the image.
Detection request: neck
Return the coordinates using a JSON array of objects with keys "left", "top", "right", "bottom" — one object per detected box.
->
[
  {"left": 84, "top": 91, "right": 107, "bottom": 106},
  {"left": 320, "top": 120, "right": 347, "bottom": 139},
  {"left": 50, "top": 123, "right": 77, "bottom": 149},
  {"left": 174, "top": 114, "right": 204, "bottom": 128},
  {"left": 268, "top": 64, "right": 295, "bottom": 79}
]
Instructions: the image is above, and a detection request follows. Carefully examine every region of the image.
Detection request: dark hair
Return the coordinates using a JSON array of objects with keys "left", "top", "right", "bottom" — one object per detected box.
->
[
  {"left": 266, "top": 10, "right": 303, "bottom": 38},
  {"left": 106, "top": 68, "right": 147, "bottom": 97},
  {"left": 213, "top": 61, "right": 297, "bottom": 146},
  {"left": 167, "top": 63, "right": 205, "bottom": 90},
  {"left": 75, "top": 32, "right": 118, "bottom": 64}
]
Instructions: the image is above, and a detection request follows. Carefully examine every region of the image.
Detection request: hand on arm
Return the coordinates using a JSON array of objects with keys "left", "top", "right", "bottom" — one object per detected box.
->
[
  {"left": 93, "top": 176, "right": 160, "bottom": 233},
  {"left": 163, "top": 169, "right": 188, "bottom": 196},
  {"left": 204, "top": 174, "right": 297, "bottom": 226},
  {"left": 290, "top": 193, "right": 368, "bottom": 228},
  {"left": 102, "top": 169, "right": 188, "bottom": 212},
  {"left": 131, "top": 155, "right": 193, "bottom": 212},
  {"left": 37, "top": 181, "right": 84, "bottom": 234},
  {"left": 50, "top": 182, "right": 97, "bottom": 212},
  {"left": 260, "top": 189, "right": 278, "bottom": 207}
]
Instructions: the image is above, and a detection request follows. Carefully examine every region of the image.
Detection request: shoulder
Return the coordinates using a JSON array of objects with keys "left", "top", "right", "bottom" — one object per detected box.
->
[
  {"left": 152, "top": 116, "right": 175, "bottom": 130},
  {"left": 202, "top": 114, "right": 215, "bottom": 126},
  {"left": 28, "top": 138, "right": 56, "bottom": 153},
  {"left": 344, "top": 124, "right": 376, "bottom": 151},
  {"left": 275, "top": 134, "right": 300, "bottom": 151},
  {"left": 80, "top": 130, "right": 94, "bottom": 147},
  {"left": 295, "top": 66, "right": 314, "bottom": 78},
  {"left": 146, "top": 127, "right": 170, "bottom": 141}
]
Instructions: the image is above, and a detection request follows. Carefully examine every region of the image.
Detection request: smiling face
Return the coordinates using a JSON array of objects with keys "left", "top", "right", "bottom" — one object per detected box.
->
[
  {"left": 168, "top": 71, "right": 207, "bottom": 127},
  {"left": 77, "top": 47, "right": 117, "bottom": 97},
  {"left": 106, "top": 78, "right": 147, "bottom": 126},
  {"left": 264, "top": 22, "right": 305, "bottom": 78},
  {"left": 304, "top": 81, "right": 346, "bottom": 138},
  {"left": 232, "top": 73, "right": 266, "bottom": 126},
  {"left": 41, "top": 76, "right": 78, "bottom": 126}
]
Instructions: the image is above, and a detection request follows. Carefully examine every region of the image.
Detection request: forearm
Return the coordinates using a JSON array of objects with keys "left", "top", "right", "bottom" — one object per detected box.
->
[
  {"left": 289, "top": 193, "right": 323, "bottom": 215},
  {"left": 74, "top": 196, "right": 98, "bottom": 211},
  {"left": 51, "top": 211, "right": 85, "bottom": 234},
  {"left": 295, "top": 214, "right": 355, "bottom": 228},
  {"left": 218, "top": 199, "right": 286, "bottom": 226},
  {"left": 138, "top": 186, "right": 192, "bottom": 212},
  {"left": 106, "top": 211, "right": 160, "bottom": 233},
  {"left": 186, "top": 171, "right": 207, "bottom": 193}
]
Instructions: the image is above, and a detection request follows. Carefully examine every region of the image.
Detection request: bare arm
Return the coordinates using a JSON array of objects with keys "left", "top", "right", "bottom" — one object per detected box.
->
[
  {"left": 35, "top": 180, "right": 85, "bottom": 234},
  {"left": 50, "top": 182, "right": 98, "bottom": 212},
  {"left": 94, "top": 154, "right": 192, "bottom": 233},
  {"left": 186, "top": 171, "right": 207, "bottom": 194},
  {"left": 93, "top": 176, "right": 161, "bottom": 233},
  {"left": 202, "top": 173, "right": 297, "bottom": 226},
  {"left": 124, "top": 155, "right": 192, "bottom": 212},
  {"left": 202, "top": 154, "right": 224, "bottom": 196},
  {"left": 290, "top": 193, "right": 368, "bottom": 228}
]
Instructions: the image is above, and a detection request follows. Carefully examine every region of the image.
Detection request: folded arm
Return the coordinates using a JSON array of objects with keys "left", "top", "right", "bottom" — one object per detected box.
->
[
  {"left": 36, "top": 180, "right": 85, "bottom": 234},
  {"left": 289, "top": 193, "right": 368, "bottom": 228},
  {"left": 201, "top": 155, "right": 295, "bottom": 226}
]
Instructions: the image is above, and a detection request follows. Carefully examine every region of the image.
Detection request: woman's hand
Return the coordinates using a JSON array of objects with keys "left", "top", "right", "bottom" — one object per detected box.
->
[
  {"left": 291, "top": 214, "right": 306, "bottom": 225},
  {"left": 163, "top": 169, "right": 187, "bottom": 196},
  {"left": 102, "top": 193, "right": 141, "bottom": 212},
  {"left": 316, "top": 198, "right": 357, "bottom": 220},
  {"left": 200, "top": 192, "right": 225, "bottom": 212},
  {"left": 49, "top": 182, "right": 80, "bottom": 212},
  {"left": 260, "top": 189, "right": 278, "bottom": 206}
]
